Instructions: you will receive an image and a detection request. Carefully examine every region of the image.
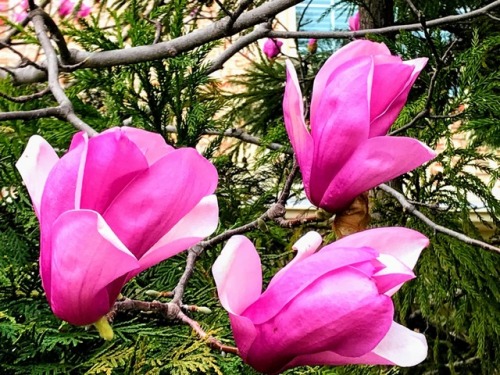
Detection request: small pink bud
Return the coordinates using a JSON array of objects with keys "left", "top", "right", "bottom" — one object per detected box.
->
[
  {"left": 307, "top": 38, "right": 317, "bottom": 54},
  {"left": 349, "top": 11, "right": 360, "bottom": 31},
  {"left": 262, "top": 38, "right": 283, "bottom": 59}
]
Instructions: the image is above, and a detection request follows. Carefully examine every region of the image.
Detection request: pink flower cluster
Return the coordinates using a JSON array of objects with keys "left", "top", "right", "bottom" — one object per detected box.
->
[
  {"left": 58, "top": 0, "right": 92, "bottom": 18},
  {"left": 10, "top": 0, "right": 92, "bottom": 23},
  {"left": 16, "top": 37, "right": 433, "bottom": 374}
]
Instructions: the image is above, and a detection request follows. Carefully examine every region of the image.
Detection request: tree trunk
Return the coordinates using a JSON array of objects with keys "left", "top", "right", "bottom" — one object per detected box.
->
[{"left": 359, "top": 0, "right": 394, "bottom": 29}]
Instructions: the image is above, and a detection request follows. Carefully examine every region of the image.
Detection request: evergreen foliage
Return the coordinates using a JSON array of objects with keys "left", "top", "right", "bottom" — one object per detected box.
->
[{"left": 0, "top": 0, "right": 498, "bottom": 374}]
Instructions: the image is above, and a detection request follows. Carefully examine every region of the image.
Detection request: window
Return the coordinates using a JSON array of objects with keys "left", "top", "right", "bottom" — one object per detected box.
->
[{"left": 296, "top": 0, "right": 350, "bottom": 32}]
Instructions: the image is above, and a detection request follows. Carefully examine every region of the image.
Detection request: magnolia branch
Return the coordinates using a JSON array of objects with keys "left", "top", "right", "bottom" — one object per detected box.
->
[
  {"left": 379, "top": 183, "right": 500, "bottom": 254},
  {"left": 2, "top": 0, "right": 499, "bottom": 85},
  {"left": 172, "top": 162, "right": 298, "bottom": 304},
  {"left": 163, "top": 125, "right": 289, "bottom": 153},
  {"left": 29, "top": 8, "right": 97, "bottom": 136},
  {"left": 206, "top": 22, "right": 270, "bottom": 74},
  {"left": 269, "top": 0, "right": 500, "bottom": 39},
  {"left": 108, "top": 298, "right": 239, "bottom": 355},
  {"left": 0, "top": 0, "right": 304, "bottom": 84}
]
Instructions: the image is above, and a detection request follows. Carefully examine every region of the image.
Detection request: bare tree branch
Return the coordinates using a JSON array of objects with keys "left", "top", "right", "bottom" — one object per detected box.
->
[
  {"left": 171, "top": 162, "right": 297, "bottom": 304},
  {"left": 0, "top": 86, "right": 50, "bottom": 103},
  {"left": 206, "top": 22, "right": 270, "bottom": 73},
  {"left": 269, "top": 0, "right": 500, "bottom": 38},
  {"left": 379, "top": 183, "right": 500, "bottom": 254},
  {"left": 4, "top": 0, "right": 498, "bottom": 84},
  {"left": 390, "top": 39, "right": 458, "bottom": 136},
  {"left": 29, "top": 8, "right": 97, "bottom": 135},
  {"left": 163, "top": 125, "right": 290, "bottom": 153},
  {"left": 108, "top": 297, "right": 240, "bottom": 355},
  {"left": 0, "top": 106, "right": 63, "bottom": 120},
  {"left": 1, "top": 0, "right": 303, "bottom": 84}
]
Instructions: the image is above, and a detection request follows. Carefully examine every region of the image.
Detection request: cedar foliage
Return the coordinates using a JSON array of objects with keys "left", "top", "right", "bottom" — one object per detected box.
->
[{"left": 0, "top": 0, "right": 499, "bottom": 374}]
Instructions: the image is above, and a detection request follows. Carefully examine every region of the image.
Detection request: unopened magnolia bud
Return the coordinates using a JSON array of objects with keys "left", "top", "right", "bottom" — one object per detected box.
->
[
  {"left": 145, "top": 290, "right": 161, "bottom": 297},
  {"left": 257, "top": 218, "right": 268, "bottom": 231},
  {"left": 94, "top": 316, "right": 114, "bottom": 341},
  {"left": 197, "top": 306, "right": 212, "bottom": 314}
]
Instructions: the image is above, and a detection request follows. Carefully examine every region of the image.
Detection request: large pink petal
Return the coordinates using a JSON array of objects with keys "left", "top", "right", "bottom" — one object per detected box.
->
[
  {"left": 16, "top": 135, "right": 59, "bottom": 218},
  {"left": 369, "top": 62, "right": 414, "bottom": 134},
  {"left": 372, "top": 254, "right": 415, "bottom": 295},
  {"left": 245, "top": 268, "right": 393, "bottom": 374},
  {"left": 130, "top": 195, "right": 219, "bottom": 278},
  {"left": 212, "top": 235, "right": 262, "bottom": 315},
  {"left": 331, "top": 227, "right": 429, "bottom": 271},
  {"left": 103, "top": 148, "right": 218, "bottom": 259},
  {"left": 311, "top": 40, "right": 391, "bottom": 117},
  {"left": 370, "top": 58, "right": 428, "bottom": 137},
  {"left": 50, "top": 210, "right": 139, "bottom": 326},
  {"left": 283, "top": 321, "right": 427, "bottom": 370},
  {"left": 229, "top": 312, "right": 258, "bottom": 362},
  {"left": 115, "top": 127, "right": 175, "bottom": 165},
  {"left": 39, "top": 135, "right": 88, "bottom": 299},
  {"left": 283, "top": 60, "right": 313, "bottom": 197},
  {"left": 320, "top": 136, "right": 436, "bottom": 212},
  {"left": 243, "top": 246, "right": 377, "bottom": 324},
  {"left": 268, "top": 231, "right": 322, "bottom": 287},
  {"left": 79, "top": 129, "right": 149, "bottom": 213},
  {"left": 309, "top": 56, "right": 372, "bottom": 204}
]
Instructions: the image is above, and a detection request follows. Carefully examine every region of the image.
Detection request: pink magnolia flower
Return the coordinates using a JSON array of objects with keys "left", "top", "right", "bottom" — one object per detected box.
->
[
  {"left": 349, "top": 11, "right": 360, "bottom": 31},
  {"left": 58, "top": 0, "right": 74, "bottom": 17},
  {"left": 213, "top": 228, "right": 429, "bottom": 374},
  {"left": 263, "top": 38, "right": 283, "bottom": 59},
  {"left": 11, "top": 0, "right": 29, "bottom": 22},
  {"left": 77, "top": 2, "right": 92, "bottom": 18},
  {"left": 16, "top": 127, "right": 219, "bottom": 326},
  {"left": 283, "top": 40, "right": 436, "bottom": 212},
  {"left": 58, "top": 0, "right": 91, "bottom": 18}
]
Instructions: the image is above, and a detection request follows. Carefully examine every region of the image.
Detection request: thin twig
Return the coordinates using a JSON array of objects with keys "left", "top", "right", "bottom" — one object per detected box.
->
[
  {"left": 226, "top": 0, "right": 254, "bottom": 30},
  {"left": 269, "top": 0, "right": 500, "bottom": 39},
  {"left": 391, "top": 39, "right": 458, "bottom": 136},
  {"left": 0, "top": 106, "right": 63, "bottom": 120},
  {"left": 405, "top": 0, "right": 441, "bottom": 67},
  {"left": 215, "top": 0, "right": 234, "bottom": 18},
  {"left": 0, "top": 42, "right": 45, "bottom": 71},
  {"left": 30, "top": 8, "right": 97, "bottom": 135},
  {"left": 163, "top": 125, "right": 290, "bottom": 153},
  {"left": 274, "top": 214, "right": 320, "bottom": 228},
  {"left": 0, "top": 86, "right": 50, "bottom": 103},
  {"left": 108, "top": 297, "right": 239, "bottom": 355},
  {"left": 206, "top": 22, "right": 270, "bottom": 73},
  {"left": 177, "top": 311, "right": 240, "bottom": 355},
  {"left": 379, "top": 184, "right": 500, "bottom": 254},
  {"left": 486, "top": 12, "right": 500, "bottom": 21},
  {"left": 172, "top": 161, "right": 297, "bottom": 304}
]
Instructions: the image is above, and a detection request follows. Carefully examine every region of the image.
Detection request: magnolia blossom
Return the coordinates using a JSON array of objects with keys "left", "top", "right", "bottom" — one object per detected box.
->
[
  {"left": 16, "top": 127, "right": 219, "bottom": 326},
  {"left": 349, "top": 11, "right": 360, "bottom": 31},
  {"left": 213, "top": 228, "right": 429, "bottom": 374},
  {"left": 59, "top": 0, "right": 92, "bottom": 18},
  {"left": 11, "top": 0, "right": 29, "bottom": 22},
  {"left": 283, "top": 40, "right": 436, "bottom": 212},
  {"left": 263, "top": 38, "right": 283, "bottom": 59}
]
